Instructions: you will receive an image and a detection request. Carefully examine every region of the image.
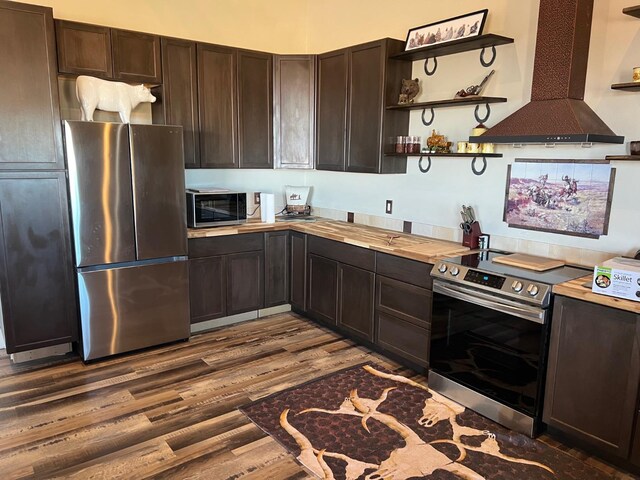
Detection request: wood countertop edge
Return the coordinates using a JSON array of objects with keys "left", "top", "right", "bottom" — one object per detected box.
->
[{"left": 553, "top": 275, "right": 640, "bottom": 315}]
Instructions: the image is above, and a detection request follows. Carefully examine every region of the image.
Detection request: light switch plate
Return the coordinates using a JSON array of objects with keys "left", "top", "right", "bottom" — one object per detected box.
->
[{"left": 385, "top": 200, "right": 393, "bottom": 214}]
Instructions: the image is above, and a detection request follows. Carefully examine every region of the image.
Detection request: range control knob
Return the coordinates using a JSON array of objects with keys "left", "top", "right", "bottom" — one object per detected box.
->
[
  {"left": 450, "top": 266, "right": 460, "bottom": 276},
  {"left": 511, "top": 281, "right": 523, "bottom": 292},
  {"left": 438, "top": 263, "right": 448, "bottom": 273},
  {"left": 527, "top": 284, "right": 540, "bottom": 296}
]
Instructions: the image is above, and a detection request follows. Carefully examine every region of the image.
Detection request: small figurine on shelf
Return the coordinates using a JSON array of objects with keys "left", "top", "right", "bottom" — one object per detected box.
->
[
  {"left": 398, "top": 78, "right": 420, "bottom": 104},
  {"left": 426, "top": 129, "right": 452, "bottom": 153},
  {"left": 454, "top": 69, "right": 495, "bottom": 98}
]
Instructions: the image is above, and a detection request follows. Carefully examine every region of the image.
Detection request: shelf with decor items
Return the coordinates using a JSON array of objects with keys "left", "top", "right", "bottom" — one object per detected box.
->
[
  {"left": 384, "top": 152, "right": 502, "bottom": 175},
  {"left": 391, "top": 34, "right": 514, "bottom": 75},
  {"left": 387, "top": 96, "right": 506, "bottom": 126}
]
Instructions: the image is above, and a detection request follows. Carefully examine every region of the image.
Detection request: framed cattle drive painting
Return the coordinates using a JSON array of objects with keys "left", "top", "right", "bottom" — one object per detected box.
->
[{"left": 503, "top": 159, "right": 616, "bottom": 238}]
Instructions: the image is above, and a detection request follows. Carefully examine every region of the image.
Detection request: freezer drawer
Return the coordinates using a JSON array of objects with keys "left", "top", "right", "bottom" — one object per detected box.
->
[{"left": 78, "top": 258, "right": 190, "bottom": 360}]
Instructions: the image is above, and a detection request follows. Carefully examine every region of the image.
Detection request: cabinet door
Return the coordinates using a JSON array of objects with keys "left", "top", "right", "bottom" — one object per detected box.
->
[
  {"left": 307, "top": 254, "right": 338, "bottom": 325},
  {"left": 227, "top": 251, "right": 264, "bottom": 315},
  {"left": 264, "top": 231, "right": 289, "bottom": 307},
  {"left": 237, "top": 50, "right": 273, "bottom": 168},
  {"left": 55, "top": 20, "right": 112, "bottom": 78},
  {"left": 0, "top": 172, "right": 77, "bottom": 353},
  {"left": 274, "top": 55, "right": 315, "bottom": 169},
  {"left": 111, "top": 29, "right": 162, "bottom": 83},
  {"left": 316, "top": 49, "right": 348, "bottom": 171},
  {"left": 189, "top": 256, "right": 226, "bottom": 323},
  {"left": 290, "top": 231, "right": 307, "bottom": 312},
  {"left": 543, "top": 296, "right": 640, "bottom": 458},
  {"left": 198, "top": 43, "right": 238, "bottom": 168},
  {"left": 1, "top": 3, "right": 64, "bottom": 170},
  {"left": 338, "top": 264, "right": 374, "bottom": 341},
  {"left": 156, "top": 38, "right": 199, "bottom": 168},
  {"left": 346, "top": 41, "right": 384, "bottom": 173}
]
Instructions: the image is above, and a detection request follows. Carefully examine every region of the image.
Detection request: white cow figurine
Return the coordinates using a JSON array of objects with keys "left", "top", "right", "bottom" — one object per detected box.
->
[{"left": 75, "top": 75, "right": 156, "bottom": 123}]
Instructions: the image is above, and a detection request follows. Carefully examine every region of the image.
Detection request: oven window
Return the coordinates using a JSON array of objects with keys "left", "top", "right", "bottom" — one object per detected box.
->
[
  {"left": 430, "top": 292, "right": 544, "bottom": 416},
  {"left": 195, "top": 195, "right": 237, "bottom": 223}
]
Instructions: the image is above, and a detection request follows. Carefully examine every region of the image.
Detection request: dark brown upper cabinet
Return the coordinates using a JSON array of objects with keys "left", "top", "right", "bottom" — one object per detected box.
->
[
  {"left": 316, "top": 48, "right": 348, "bottom": 171},
  {"left": 153, "top": 37, "right": 199, "bottom": 168},
  {"left": 237, "top": 49, "right": 273, "bottom": 168},
  {"left": 111, "top": 29, "right": 161, "bottom": 83},
  {"left": 274, "top": 55, "right": 316, "bottom": 169},
  {"left": 0, "top": 1, "right": 64, "bottom": 170},
  {"left": 316, "top": 38, "right": 410, "bottom": 174},
  {"left": 55, "top": 20, "right": 112, "bottom": 78},
  {"left": 197, "top": 43, "right": 238, "bottom": 168},
  {"left": 55, "top": 20, "right": 161, "bottom": 83}
]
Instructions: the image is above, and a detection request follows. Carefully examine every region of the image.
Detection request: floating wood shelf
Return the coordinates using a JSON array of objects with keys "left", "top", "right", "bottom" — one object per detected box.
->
[
  {"left": 623, "top": 5, "right": 640, "bottom": 18},
  {"left": 611, "top": 82, "right": 640, "bottom": 91},
  {"left": 605, "top": 155, "right": 640, "bottom": 161},
  {"left": 391, "top": 34, "right": 514, "bottom": 62},
  {"left": 385, "top": 152, "right": 502, "bottom": 158},
  {"left": 386, "top": 96, "right": 507, "bottom": 111}
]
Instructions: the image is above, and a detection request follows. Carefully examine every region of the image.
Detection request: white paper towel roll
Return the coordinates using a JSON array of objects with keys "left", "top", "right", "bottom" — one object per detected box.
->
[{"left": 260, "top": 193, "right": 275, "bottom": 223}]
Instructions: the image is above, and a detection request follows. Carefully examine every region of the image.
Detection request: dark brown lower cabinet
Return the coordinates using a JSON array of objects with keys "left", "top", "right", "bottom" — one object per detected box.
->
[
  {"left": 290, "top": 231, "right": 307, "bottom": 312},
  {"left": 543, "top": 296, "right": 640, "bottom": 459},
  {"left": 188, "top": 255, "right": 225, "bottom": 323},
  {"left": 0, "top": 172, "right": 77, "bottom": 353},
  {"left": 307, "top": 253, "right": 338, "bottom": 325},
  {"left": 264, "top": 231, "right": 289, "bottom": 307},
  {"left": 376, "top": 311, "right": 430, "bottom": 367},
  {"left": 338, "top": 264, "right": 374, "bottom": 341},
  {"left": 226, "top": 251, "right": 264, "bottom": 316},
  {"left": 374, "top": 275, "right": 432, "bottom": 367}
]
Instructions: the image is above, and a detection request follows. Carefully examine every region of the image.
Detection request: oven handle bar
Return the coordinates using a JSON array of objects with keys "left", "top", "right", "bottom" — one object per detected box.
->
[{"left": 433, "top": 280, "right": 546, "bottom": 324}]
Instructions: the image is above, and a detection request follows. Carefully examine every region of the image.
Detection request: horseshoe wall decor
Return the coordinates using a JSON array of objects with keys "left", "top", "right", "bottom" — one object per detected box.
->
[
  {"left": 421, "top": 108, "right": 435, "bottom": 126},
  {"left": 474, "top": 103, "right": 491, "bottom": 123},
  {"left": 423, "top": 57, "right": 438, "bottom": 76},
  {"left": 471, "top": 156, "right": 488, "bottom": 176},
  {"left": 418, "top": 156, "right": 432, "bottom": 173},
  {"left": 479, "top": 45, "right": 497, "bottom": 67}
]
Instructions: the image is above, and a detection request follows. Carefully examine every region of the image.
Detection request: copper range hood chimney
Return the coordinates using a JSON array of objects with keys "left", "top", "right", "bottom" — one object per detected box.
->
[{"left": 470, "top": 0, "right": 623, "bottom": 145}]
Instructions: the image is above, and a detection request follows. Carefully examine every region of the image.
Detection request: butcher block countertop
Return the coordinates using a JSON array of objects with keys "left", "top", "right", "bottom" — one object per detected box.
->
[
  {"left": 553, "top": 275, "right": 640, "bottom": 315},
  {"left": 188, "top": 219, "right": 470, "bottom": 264}
]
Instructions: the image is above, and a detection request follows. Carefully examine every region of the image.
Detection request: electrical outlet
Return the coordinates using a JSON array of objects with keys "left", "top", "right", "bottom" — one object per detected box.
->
[
  {"left": 385, "top": 200, "right": 393, "bottom": 214},
  {"left": 254, "top": 192, "right": 261, "bottom": 205}
]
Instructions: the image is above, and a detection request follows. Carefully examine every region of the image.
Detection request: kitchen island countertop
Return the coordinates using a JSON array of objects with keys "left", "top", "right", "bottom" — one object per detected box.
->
[{"left": 188, "top": 219, "right": 470, "bottom": 264}]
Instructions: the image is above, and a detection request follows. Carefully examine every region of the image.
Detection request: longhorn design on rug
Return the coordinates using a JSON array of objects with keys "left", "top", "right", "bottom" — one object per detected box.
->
[{"left": 278, "top": 365, "right": 554, "bottom": 480}]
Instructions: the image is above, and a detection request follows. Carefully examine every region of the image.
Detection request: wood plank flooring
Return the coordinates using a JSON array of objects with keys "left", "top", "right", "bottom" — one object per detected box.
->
[{"left": 0, "top": 312, "right": 635, "bottom": 479}]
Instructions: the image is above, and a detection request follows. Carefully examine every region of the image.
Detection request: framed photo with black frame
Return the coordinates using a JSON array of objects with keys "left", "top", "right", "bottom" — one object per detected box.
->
[{"left": 404, "top": 9, "right": 488, "bottom": 51}]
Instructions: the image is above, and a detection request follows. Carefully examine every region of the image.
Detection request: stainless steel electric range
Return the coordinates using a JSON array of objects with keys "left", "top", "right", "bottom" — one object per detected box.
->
[{"left": 429, "top": 250, "right": 591, "bottom": 437}]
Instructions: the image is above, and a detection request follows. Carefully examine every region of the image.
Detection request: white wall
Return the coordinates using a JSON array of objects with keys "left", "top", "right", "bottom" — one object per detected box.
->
[{"left": 188, "top": 0, "right": 640, "bottom": 264}]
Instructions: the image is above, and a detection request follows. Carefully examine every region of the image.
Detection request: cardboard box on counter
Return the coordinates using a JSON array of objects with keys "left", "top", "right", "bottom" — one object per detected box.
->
[{"left": 592, "top": 257, "right": 640, "bottom": 302}]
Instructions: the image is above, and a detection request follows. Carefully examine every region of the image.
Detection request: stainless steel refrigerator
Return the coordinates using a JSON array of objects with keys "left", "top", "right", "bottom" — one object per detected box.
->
[{"left": 64, "top": 121, "right": 190, "bottom": 361}]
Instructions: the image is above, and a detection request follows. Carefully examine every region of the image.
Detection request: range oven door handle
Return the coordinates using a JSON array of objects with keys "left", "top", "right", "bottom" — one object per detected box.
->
[{"left": 433, "top": 280, "right": 546, "bottom": 324}]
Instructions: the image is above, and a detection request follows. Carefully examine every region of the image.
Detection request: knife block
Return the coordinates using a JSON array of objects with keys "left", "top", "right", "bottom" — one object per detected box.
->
[{"left": 462, "top": 221, "right": 482, "bottom": 249}]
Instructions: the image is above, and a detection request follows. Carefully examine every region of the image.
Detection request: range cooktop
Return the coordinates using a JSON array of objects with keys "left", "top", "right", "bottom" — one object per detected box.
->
[{"left": 432, "top": 250, "right": 592, "bottom": 308}]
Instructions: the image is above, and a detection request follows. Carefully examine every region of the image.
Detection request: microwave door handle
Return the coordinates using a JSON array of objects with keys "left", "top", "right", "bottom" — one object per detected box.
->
[{"left": 433, "top": 281, "right": 545, "bottom": 324}]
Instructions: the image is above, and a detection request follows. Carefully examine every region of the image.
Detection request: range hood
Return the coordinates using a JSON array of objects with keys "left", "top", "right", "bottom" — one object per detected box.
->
[{"left": 470, "top": 0, "right": 624, "bottom": 145}]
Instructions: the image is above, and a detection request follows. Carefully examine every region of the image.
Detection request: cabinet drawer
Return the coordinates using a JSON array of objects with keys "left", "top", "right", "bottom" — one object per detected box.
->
[
  {"left": 188, "top": 233, "right": 263, "bottom": 258},
  {"left": 376, "top": 276, "right": 431, "bottom": 328},
  {"left": 376, "top": 311, "right": 429, "bottom": 367},
  {"left": 376, "top": 252, "right": 432, "bottom": 289},
  {"left": 308, "top": 235, "right": 374, "bottom": 271}
]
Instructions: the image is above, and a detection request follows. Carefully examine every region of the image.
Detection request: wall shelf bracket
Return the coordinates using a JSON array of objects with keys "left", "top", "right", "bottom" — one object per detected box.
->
[
  {"left": 471, "top": 156, "right": 488, "bottom": 175},
  {"left": 474, "top": 103, "right": 491, "bottom": 123},
  {"left": 421, "top": 107, "right": 435, "bottom": 126},
  {"left": 418, "top": 156, "right": 432, "bottom": 173},
  {"left": 480, "top": 45, "right": 497, "bottom": 67},
  {"left": 423, "top": 57, "right": 438, "bottom": 76}
]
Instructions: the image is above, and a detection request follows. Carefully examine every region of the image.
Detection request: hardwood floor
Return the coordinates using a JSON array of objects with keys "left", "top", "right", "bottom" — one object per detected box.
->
[{"left": 0, "top": 312, "right": 636, "bottom": 479}]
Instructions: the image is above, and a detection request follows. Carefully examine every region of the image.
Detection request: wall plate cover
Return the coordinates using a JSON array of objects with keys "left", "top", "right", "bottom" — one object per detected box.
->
[{"left": 385, "top": 200, "right": 393, "bottom": 214}]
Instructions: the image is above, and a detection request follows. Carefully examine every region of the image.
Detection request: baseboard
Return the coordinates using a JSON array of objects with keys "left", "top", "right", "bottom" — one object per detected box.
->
[
  {"left": 190, "top": 304, "right": 292, "bottom": 334},
  {"left": 11, "top": 343, "right": 72, "bottom": 363}
]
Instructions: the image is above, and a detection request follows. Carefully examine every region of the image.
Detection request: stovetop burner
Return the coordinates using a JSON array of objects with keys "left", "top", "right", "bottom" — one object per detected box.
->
[{"left": 431, "top": 250, "right": 592, "bottom": 308}]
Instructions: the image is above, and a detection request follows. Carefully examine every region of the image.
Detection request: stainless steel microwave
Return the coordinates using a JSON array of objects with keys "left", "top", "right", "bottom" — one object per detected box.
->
[{"left": 186, "top": 190, "right": 247, "bottom": 228}]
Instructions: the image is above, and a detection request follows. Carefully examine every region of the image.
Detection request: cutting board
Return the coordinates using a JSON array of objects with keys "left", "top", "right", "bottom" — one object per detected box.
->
[{"left": 492, "top": 253, "right": 565, "bottom": 271}]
